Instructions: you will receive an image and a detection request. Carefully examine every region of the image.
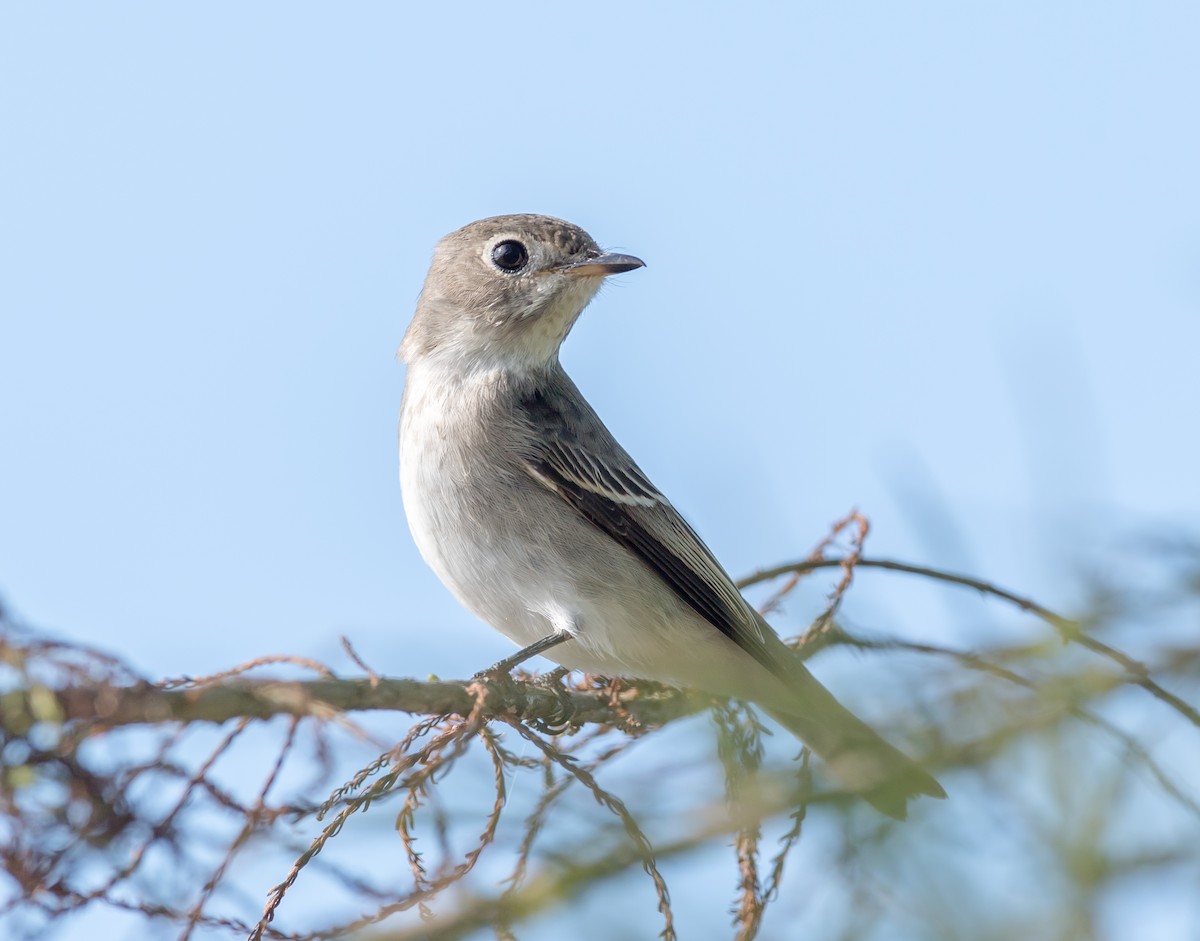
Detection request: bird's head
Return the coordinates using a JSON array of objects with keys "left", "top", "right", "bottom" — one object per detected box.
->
[{"left": 400, "top": 214, "right": 644, "bottom": 371}]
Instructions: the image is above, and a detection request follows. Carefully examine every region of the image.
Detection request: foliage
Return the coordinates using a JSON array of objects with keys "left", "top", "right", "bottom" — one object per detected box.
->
[{"left": 2, "top": 523, "right": 1198, "bottom": 941}]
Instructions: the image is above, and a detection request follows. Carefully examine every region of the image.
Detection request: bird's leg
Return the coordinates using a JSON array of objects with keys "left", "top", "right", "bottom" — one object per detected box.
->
[
  {"left": 536, "top": 665, "right": 572, "bottom": 687},
  {"left": 472, "top": 631, "right": 570, "bottom": 679}
]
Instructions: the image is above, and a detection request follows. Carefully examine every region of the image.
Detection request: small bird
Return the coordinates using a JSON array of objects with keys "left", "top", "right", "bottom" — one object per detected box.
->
[{"left": 399, "top": 214, "right": 944, "bottom": 818}]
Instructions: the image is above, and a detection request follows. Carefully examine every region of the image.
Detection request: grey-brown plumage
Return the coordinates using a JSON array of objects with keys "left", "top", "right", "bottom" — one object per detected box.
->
[{"left": 399, "top": 213, "right": 945, "bottom": 818}]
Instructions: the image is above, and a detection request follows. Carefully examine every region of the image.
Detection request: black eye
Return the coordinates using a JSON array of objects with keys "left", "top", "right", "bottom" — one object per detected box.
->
[{"left": 491, "top": 240, "right": 529, "bottom": 272}]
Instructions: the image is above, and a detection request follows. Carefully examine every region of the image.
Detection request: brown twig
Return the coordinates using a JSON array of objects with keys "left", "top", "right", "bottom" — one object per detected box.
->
[
  {"left": 740, "top": 556, "right": 1200, "bottom": 727},
  {"left": 340, "top": 636, "right": 381, "bottom": 688},
  {"left": 502, "top": 719, "right": 677, "bottom": 941}
]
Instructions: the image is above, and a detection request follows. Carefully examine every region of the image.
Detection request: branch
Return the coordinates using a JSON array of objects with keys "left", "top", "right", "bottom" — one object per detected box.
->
[
  {"left": 41, "top": 675, "right": 704, "bottom": 733},
  {"left": 741, "top": 555, "right": 1200, "bottom": 728}
]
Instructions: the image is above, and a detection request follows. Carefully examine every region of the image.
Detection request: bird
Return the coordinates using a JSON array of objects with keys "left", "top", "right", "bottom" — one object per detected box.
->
[{"left": 398, "top": 213, "right": 944, "bottom": 818}]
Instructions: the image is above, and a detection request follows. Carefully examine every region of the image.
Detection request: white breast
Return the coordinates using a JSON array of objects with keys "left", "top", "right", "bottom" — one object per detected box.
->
[{"left": 399, "top": 363, "right": 551, "bottom": 648}]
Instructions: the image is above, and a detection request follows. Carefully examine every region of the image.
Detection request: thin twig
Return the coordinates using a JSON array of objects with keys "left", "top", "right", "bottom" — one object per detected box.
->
[{"left": 740, "top": 556, "right": 1200, "bottom": 728}]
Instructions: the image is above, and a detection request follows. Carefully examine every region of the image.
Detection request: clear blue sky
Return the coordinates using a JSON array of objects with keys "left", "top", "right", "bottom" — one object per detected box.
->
[{"left": 2, "top": 4, "right": 1198, "bottom": 938}]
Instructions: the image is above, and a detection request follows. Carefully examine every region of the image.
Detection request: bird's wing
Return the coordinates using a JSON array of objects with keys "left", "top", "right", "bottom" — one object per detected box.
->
[{"left": 516, "top": 382, "right": 790, "bottom": 681}]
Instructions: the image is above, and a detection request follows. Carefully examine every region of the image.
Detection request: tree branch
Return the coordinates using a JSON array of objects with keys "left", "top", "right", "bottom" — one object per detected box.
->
[{"left": 40, "top": 675, "right": 702, "bottom": 733}]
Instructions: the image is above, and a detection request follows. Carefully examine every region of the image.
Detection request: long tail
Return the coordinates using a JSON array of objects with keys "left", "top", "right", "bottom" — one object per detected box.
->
[{"left": 765, "top": 670, "right": 945, "bottom": 820}]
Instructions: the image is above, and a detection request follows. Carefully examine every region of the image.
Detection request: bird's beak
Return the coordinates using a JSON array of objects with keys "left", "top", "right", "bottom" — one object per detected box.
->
[{"left": 559, "top": 252, "right": 646, "bottom": 278}]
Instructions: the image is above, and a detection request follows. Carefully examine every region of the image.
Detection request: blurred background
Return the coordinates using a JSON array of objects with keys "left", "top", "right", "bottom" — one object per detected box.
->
[{"left": 2, "top": 4, "right": 1198, "bottom": 940}]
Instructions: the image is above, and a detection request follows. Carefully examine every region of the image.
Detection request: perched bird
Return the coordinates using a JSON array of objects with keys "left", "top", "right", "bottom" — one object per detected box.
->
[{"left": 398, "top": 213, "right": 944, "bottom": 818}]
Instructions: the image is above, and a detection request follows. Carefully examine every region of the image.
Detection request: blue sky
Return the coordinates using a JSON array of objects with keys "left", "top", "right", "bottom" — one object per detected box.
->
[{"left": 2, "top": 3, "right": 1199, "bottom": 938}]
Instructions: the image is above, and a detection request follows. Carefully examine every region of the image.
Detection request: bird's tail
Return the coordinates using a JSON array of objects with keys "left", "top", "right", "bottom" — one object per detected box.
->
[{"left": 764, "top": 670, "right": 945, "bottom": 820}]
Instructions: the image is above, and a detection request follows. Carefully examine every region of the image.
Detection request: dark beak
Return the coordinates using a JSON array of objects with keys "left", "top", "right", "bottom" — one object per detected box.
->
[{"left": 560, "top": 251, "right": 646, "bottom": 278}]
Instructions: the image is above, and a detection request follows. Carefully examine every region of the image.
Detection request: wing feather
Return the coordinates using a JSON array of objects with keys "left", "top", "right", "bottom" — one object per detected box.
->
[{"left": 517, "top": 382, "right": 787, "bottom": 679}]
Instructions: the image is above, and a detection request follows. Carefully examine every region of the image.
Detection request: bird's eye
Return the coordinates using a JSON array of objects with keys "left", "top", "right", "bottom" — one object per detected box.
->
[{"left": 491, "top": 240, "right": 529, "bottom": 272}]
